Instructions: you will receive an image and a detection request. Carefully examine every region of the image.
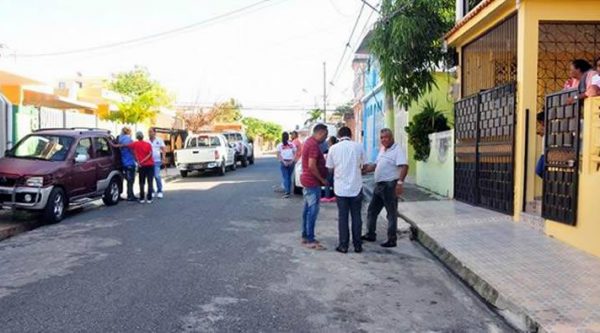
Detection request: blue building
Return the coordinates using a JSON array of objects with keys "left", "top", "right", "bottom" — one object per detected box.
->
[{"left": 361, "top": 56, "right": 386, "bottom": 163}]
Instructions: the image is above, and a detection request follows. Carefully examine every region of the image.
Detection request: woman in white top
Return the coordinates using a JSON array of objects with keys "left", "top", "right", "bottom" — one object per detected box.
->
[{"left": 277, "top": 132, "right": 297, "bottom": 198}]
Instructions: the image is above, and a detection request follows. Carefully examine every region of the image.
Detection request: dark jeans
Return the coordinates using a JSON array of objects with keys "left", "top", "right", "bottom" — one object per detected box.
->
[
  {"left": 337, "top": 192, "right": 363, "bottom": 248},
  {"left": 324, "top": 172, "right": 335, "bottom": 198},
  {"left": 138, "top": 166, "right": 155, "bottom": 201},
  {"left": 123, "top": 165, "right": 136, "bottom": 199},
  {"left": 366, "top": 180, "right": 398, "bottom": 242}
]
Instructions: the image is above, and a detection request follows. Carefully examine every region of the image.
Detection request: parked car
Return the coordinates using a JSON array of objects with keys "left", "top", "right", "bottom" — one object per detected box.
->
[
  {"left": 0, "top": 128, "right": 123, "bottom": 223},
  {"left": 174, "top": 133, "right": 235, "bottom": 177},
  {"left": 222, "top": 132, "right": 254, "bottom": 167}
]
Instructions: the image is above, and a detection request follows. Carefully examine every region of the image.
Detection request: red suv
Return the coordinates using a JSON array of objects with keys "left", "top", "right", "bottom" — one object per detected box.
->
[{"left": 0, "top": 128, "right": 122, "bottom": 223}]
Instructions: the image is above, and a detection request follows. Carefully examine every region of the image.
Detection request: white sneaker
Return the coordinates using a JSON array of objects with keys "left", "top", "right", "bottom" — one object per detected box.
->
[
  {"left": 147, "top": 200, "right": 153, "bottom": 204},
  {"left": 139, "top": 200, "right": 146, "bottom": 204},
  {"left": 157, "top": 192, "right": 164, "bottom": 199}
]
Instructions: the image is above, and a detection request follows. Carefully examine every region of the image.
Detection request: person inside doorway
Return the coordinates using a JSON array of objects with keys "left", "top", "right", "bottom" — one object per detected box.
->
[
  {"left": 361, "top": 128, "right": 409, "bottom": 248},
  {"left": 566, "top": 59, "right": 599, "bottom": 104},
  {"left": 535, "top": 112, "right": 545, "bottom": 179}
]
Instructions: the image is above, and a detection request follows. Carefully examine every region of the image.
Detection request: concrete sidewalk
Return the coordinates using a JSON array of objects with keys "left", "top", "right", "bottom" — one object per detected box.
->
[{"left": 362, "top": 177, "right": 600, "bottom": 332}]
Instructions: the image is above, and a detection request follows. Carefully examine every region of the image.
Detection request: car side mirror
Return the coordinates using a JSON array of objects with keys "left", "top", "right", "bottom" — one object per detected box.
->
[{"left": 75, "top": 154, "right": 89, "bottom": 163}]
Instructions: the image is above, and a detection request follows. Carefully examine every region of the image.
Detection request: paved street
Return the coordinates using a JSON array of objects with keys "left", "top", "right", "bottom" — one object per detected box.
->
[{"left": 0, "top": 157, "right": 512, "bottom": 332}]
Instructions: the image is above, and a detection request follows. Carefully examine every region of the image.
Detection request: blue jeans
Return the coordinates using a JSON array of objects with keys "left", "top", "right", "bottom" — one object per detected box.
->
[
  {"left": 154, "top": 162, "right": 163, "bottom": 193},
  {"left": 280, "top": 162, "right": 294, "bottom": 195},
  {"left": 302, "top": 187, "right": 321, "bottom": 242}
]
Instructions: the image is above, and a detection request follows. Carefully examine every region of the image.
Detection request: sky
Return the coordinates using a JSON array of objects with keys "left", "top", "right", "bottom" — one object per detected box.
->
[{"left": 0, "top": 0, "right": 377, "bottom": 130}]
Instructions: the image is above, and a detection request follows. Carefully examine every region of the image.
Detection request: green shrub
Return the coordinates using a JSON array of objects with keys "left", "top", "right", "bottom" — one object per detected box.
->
[{"left": 405, "top": 100, "right": 450, "bottom": 161}]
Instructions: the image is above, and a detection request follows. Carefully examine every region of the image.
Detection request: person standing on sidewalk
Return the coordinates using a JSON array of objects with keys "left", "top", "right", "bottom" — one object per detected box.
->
[
  {"left": 326, "top": 127, "right": 365, "bottom": 254},
  {"left": 117, "top": 127, "right": 137, "bottom": 202},
  {"left": 276, "top": 132, "right": 296, "bottom": 199},
  {"left": 300, "top": 124, "right": 329, "bottom": 250},
  {"left": 148, "top": 128, "right": 166, "bottom": 199},
  {"left": 361, "top": 128, "right": 409, "bottom": 248}
]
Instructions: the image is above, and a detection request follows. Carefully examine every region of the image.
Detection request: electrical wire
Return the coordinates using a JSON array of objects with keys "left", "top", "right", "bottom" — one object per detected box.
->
[
  {"left": 328, "top": 2, "right": 366, "bottom": 87},
  {"left": 16, "top": 0, "right": 285, "bottom": 58}
]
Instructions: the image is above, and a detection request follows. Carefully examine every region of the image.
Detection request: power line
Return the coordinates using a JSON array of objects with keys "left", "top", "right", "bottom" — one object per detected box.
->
[
  {"left": 16, "top": 0, "right": 284, "bottom": 58},
  {"left": 328, "top": 2, "right": 366, "bottom": 87}
]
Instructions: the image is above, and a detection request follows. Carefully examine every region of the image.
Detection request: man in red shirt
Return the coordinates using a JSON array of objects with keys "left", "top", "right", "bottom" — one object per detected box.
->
[
  {"left": 113, "top": 131, "right": 155, "bottom": 203},
  {"left": 300, "top": 123, "right": 329, "bottom": 250}
]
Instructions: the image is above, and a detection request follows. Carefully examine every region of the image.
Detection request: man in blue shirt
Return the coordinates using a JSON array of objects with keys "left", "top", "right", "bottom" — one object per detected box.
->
[{"left": 117, "top": 127, "right": 137, "bottom": 201}]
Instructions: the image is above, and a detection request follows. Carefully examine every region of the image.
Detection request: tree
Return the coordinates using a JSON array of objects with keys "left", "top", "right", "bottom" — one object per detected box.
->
[
  {"left": 370, "top": 0, "right": 455, "bottom": 109},
  {"left": 181, "top": 98, "right": 243, "bottom": 132},
  {"left": 106, "top": 66, "right": 172, "bottom": 124},
  {"left": 242, "top": 117, "right": 282, "bottom": 149},
  {"left": 212, "top": 98, "right": 243, "bottom": 123},
  {"left": 304, "top": 108, "right": 323, "bottom": 126},
  {"left": 333, "top": 102, "right": 354, "bottom": 117},
  {"left": 405, "top": 100, "right": 450, "bottom": 161}
]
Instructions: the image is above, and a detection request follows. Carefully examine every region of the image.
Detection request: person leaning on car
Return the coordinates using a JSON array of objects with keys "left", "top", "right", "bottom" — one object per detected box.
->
[
  {"left": 116, "top": 127, "right": 137, "bottom": 201},
  {"left": 112, "top": 131, "right": 155, "bottom": 203}
]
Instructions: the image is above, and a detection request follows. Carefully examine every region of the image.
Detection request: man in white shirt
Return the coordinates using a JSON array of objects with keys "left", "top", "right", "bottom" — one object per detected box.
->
[
  {"left": 148, "top": 128, "right": 166, "bottom": 198},
  {"left": 361, "top": 128, "right": 409, "bottom": 248},
  {"left": 326, "top": 126, "right": 365, "bottom": 254}
]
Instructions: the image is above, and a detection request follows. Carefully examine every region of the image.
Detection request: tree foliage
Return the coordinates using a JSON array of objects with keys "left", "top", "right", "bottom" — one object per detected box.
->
[
  {"left": 181, "top": 98, "right": 243, "bottom": 132},
  {"left": 370, "top": 0, "right": 455, "bottom": 109},
  {"left": 242, "top": 117, "right": 282, "bottom": 143},
  {"left": 333, "top": 102, "right": 354, "bottom": 117},
  {"left": 106, "top": 66, "right": 172, "bottom": 124},
  {"left": 405, "top": 100, "right": 450, "bottom": 161},
  {"left": 304, "top": 108, "right": 323, "bottom": 126}
]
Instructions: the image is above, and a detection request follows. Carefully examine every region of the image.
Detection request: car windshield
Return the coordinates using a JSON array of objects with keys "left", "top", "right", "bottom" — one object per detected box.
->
[
  {"left": 10, "top": 134, "right": 74, "bottom": 161},
  {"left": 197, "top": 136, "right": 220, "bottom": 147},
  {"left": 224, "top": 133, "right": 241, "bottom": 142}
]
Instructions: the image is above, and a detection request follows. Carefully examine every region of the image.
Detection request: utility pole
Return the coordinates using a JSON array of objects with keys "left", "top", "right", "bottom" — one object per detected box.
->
[{"left": 323, "top": 61, "right": 327, "bottom": 122}]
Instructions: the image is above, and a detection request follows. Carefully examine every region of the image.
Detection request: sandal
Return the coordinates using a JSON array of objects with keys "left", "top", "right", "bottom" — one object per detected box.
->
[{"left": 304, "top": 242, "right": 326, "bottom": 250}]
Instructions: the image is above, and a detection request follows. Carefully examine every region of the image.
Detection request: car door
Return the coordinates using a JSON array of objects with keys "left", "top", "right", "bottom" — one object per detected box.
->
[
  {"left": 69, "top": 137, "right": 97, "bottom": 197},
  {"left": 222, "top": 137, "right": 234, "bottom": 165},
  {"left": 93, "top": 136, "right": 114, "bottom": 193}
]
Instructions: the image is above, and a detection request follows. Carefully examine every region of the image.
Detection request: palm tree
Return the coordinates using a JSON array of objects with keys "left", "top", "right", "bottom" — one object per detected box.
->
[{"left": 304, "top": 108, "right": 323, "bottom": 126}]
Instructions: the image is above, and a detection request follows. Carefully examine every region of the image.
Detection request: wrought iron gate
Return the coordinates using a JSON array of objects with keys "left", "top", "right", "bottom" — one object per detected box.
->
[
  {"left": 542, "top": 89, "right": 581, "bottom": 225},
  {"left": 454, "top": 83, "right": 516, "bottom": 215}
]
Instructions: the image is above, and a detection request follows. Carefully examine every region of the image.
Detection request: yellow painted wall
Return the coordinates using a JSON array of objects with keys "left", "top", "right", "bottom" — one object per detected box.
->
[{"left": 546, "top": 97, "right": 600, "bottom": 257}]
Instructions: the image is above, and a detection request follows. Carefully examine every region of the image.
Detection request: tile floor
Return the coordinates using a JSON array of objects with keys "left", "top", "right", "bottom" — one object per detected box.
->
[{"left": 399, "top": 200, "right": 600, "bottom": 333}]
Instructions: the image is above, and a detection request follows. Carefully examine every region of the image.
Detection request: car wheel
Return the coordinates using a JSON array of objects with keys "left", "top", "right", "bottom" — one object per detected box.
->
[
  {"left": 249, "top": 152, "right": 254, "bottom": 165},
  {"left": 292, "top": 177, "right": 302, "bottom": 195},
  {"left": 218, "top": 161, "right": 226, "bottom": 176},
  {"left": 231, "top": 160, "right": 237, "bottom": 171},
  {"left": 180, "top": 170, "right": 188, "bottom": 178},
  {"left": 42, "top": 188, "right": 66, "bottom": 224},
  {"left": 241, "top": 154, "right": 248, "bottom": 168},
  {"left": 102, "top": 178, "right": 120, "bottom": 206}
]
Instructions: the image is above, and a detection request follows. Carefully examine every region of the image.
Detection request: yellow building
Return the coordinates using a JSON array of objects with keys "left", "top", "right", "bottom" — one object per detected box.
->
[{"left": 447, "top": 0, "right": 600, "bottom": 256}]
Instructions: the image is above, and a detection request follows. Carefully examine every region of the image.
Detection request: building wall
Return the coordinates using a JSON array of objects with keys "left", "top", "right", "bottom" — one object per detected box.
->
[
  {"left": 0, "top": 94, "right": 10, "bottom": 156},
  {"left": 363, "top": 90, "right": 385, "bottom": 163},
  {"left": 406, "top": 73, "right": 455, "bottom": 178},
  {"left": 416, "top": 130, "right": 454, "bottom": 197}
]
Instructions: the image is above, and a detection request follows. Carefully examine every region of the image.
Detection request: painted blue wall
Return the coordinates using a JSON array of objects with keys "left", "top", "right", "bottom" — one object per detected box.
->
[{"left": 362, "top": 56, "right": 385, "bottom": 163}]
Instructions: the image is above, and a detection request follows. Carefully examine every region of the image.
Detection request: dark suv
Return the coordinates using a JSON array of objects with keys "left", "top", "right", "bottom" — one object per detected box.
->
[{"left": 0, "top": 128, "right": 122, "bottom": 223}]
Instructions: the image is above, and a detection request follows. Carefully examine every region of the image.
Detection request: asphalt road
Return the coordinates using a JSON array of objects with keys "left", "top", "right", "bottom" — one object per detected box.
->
[{"left": 0, "top": 157, "right": 514, "bottom": 332}]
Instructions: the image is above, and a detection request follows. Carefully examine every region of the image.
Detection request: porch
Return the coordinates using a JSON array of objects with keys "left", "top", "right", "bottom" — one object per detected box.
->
[{"left": 447, "top": 0, "right": 600, "bottom": 257}]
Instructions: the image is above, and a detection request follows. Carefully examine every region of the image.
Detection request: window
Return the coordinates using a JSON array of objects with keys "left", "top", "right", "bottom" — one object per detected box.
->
[
  {"left": 11, "top": 135, "right": 74, "bottom": 161},
  {"left": 187, "top": 137, "right": 197, "bottom": 148},
  {"left": 75, "top": 138, "right": 93, "bottom": 160},
  {"left": 197, "top": 136, "right": 220, "bottom": 147},
  {"left": 93, "top": 137, "right": 112, "bottom": 158}
]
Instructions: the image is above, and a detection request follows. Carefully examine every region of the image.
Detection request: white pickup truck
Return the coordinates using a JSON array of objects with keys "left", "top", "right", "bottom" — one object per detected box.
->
[{"left": 174, "top": 133, "right": 236, "bottom": 177}]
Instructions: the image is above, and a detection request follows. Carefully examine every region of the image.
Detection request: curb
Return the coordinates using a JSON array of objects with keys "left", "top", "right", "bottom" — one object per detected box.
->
[
  {"left": 361, "top": 179, "right": 535, "bottom": 332},
  {"left": 401, "top": 214, "right": 538, "bottom": 332},
  {"left": 0, "top": 218, "right": 43, "bottom": 243}
]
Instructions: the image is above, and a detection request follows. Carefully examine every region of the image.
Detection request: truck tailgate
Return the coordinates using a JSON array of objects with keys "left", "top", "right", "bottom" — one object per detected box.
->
[{"left": 175, "top": 148, "right": 216, "bottom": 165}]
